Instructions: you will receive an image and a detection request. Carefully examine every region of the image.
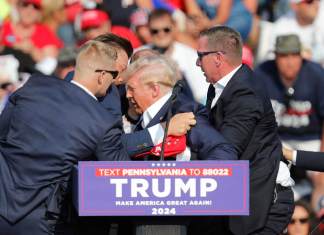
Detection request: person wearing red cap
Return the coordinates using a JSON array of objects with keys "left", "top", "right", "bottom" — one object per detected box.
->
[
  {"left": 78, "top": 9, "right": 141, "bottom": 49},
  {"left": 0, "top": 0, "right": 63, "bottom": 74}
]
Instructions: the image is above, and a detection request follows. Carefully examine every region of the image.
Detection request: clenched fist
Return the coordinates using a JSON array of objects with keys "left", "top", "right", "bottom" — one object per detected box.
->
[{"left": 168, "top": 112, "right": 196, "bottom": 136}]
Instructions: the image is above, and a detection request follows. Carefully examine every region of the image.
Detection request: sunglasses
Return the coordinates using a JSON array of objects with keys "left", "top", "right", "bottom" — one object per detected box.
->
[
  {"left": 95, "top": 69, "right": 119, "bottom": 79},
  {"left": 20, "top": 2, "right": 41, "bottom": 10},
  {"left": 150, "top": 27, "right": 172, "bottom": 35},
  {"left": 197, "top": 50, "right": 226, "bottom": 61},
  {"left": 289, "top": 217, "right": 309, "bottom": 224},
  {"left": 300, "top": 0, "right": 317, "bottom": 4}
]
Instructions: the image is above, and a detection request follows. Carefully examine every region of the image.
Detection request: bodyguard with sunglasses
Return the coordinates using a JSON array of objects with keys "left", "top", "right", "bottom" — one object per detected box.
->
[
  {"left": 0, "top": 40, "right": 130, "bottom": 235},
  {"left": 192, "top": 26, "right": 295, "bottom": 235}
]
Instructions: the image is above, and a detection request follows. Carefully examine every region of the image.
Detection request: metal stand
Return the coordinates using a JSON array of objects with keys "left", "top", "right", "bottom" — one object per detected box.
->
[{"left": 135, "top": 224, "right": 186, "bottom": 235}]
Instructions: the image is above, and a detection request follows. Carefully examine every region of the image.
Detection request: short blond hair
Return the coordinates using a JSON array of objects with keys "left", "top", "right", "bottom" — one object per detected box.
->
[{"left": 75, "top": 40, "right": 118, "bottom": 76}]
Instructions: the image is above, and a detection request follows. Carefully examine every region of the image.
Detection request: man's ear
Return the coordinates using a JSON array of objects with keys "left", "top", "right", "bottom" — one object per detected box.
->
[
  {"left": 213, "top": 54, "right": 221, "bottom": 67},
  {"left": 97, "top": 72, "right": 104, "bottom": 85},
  {"left": 151, "top": 83, "right": 160, "bottom": 98}
]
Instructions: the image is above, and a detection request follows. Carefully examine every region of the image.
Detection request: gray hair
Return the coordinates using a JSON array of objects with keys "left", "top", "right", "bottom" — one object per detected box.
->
[
  {"left": 123, "top": 54, "right": 182, "bottom": 89},
  {"left": 200, "top": 26, "right": 243, "bottom": 65}
]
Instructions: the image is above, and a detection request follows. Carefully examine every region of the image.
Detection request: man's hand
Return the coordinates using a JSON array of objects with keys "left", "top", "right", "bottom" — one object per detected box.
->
[
  {"left": 282, "top": 146, "right": 293, "bottom": 161},
  {"left": 168, "top": 112, "right": 196, "bottom": 136}
]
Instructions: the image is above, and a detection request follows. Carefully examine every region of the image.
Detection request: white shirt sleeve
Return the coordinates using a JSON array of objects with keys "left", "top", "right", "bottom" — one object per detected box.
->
[{"left": 292, "top": 150, "right": 297, "bottom": 165}]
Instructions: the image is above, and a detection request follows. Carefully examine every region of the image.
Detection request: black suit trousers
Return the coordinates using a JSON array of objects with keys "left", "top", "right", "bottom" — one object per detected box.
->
[
  {"left": 0, "top": 204, "right": 74, "bottom": 235},
  {"left": 187, "top": 185, "right": 294, "bottom": 235}
]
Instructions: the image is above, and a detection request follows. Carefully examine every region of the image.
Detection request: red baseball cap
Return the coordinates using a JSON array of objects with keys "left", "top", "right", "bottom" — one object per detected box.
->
[
  {"left": 65, "top": 0, "right": 82, "bottom": 22},
  {"left": 21, "top": 0, "right": 42, "bottom": 7},
  {"left": 80, "top": 10, "right": 109, "bottom": 30}
]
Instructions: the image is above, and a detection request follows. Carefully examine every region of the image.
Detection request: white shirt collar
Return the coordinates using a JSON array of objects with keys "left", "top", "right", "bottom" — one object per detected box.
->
[
  {"left": 142, "top": 91, "right": 172, "bottom": 128},
  {"left": 213, "top": 64, "right": 242, "bottom": 90},
  {"left": 71, "top": 80, "right": 97, "bottom": 101},
  {"left": 209, "top": 64, "right": 242, "bottom": 109}
]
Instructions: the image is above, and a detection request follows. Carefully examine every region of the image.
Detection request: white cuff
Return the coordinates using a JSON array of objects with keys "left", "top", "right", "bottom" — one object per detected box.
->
[{"left": 292, "top": 150, "right": 297, "bottom": 165}]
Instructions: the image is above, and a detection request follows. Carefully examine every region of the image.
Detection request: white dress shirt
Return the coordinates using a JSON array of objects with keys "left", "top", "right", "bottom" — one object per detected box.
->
[
  {"left": 210, "top": 65, "right": 241, "bottom": 109},
  {"left": 142, "top": 91, "right": 191, "bottom": 161},
  {"left": 209, "top": 66, "right": 294, "bottom": 187}
]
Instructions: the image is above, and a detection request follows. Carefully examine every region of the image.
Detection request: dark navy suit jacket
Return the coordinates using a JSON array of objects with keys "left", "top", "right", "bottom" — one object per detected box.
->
[
  {"left": 209, "top": 65, "right": 282, "bottom": 234},
  {"left": 296, "top": 151, "right": 324, "bottom": 172},
  {"left": 65, "top": 71, "right": 153, "bottom": 156},
  {"left": 138, "top": 93, "right": 237, "bottom": 160},
  {"left": 0, "top": 74, "right": 129, "bottom": 224}
]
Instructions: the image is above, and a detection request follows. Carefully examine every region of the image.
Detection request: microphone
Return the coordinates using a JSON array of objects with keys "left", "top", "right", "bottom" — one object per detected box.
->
[
  {"left": 160, "top": 80, "right": 185, "bottom": 161},
  {"left": 170, "top": 80, "right": 185, "bottom": 101}
]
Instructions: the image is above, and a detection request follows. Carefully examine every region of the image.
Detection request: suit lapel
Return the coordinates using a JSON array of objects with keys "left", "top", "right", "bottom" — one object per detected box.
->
[
  {"left": 146, "top": 98, "right": 172, "bottom": 128},
  {"left": 210, "top": 65, "right": 250, "bottom": 127}
]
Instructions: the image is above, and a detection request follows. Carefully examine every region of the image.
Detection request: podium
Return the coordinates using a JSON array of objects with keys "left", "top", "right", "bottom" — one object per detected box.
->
[{"left": 73, "top": 161, "right": 249, "bottom": 235}]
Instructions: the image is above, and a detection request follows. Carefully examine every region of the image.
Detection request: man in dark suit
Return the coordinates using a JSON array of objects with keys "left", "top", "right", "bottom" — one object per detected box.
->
[
  {"left": 195, "top": 26, "right": 294, "bottom": 234},
  {"left": 119, "top": 54, "right": 237, "bottom": 235},
  {"left": 124, "top": 54, "right": 237, "bottom": 161},
  {"left": 64, "top": 33, "right": 196, "bottom": 157},
  {"left": 283, "top": 147, "right": 324, "bottom": 172},
  {"left": 0, "top": 40, "right": 130, "bottom": 235}
]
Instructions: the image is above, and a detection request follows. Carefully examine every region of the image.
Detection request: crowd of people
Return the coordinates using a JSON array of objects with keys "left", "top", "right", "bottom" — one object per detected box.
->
[{"left": 1, "top": 0, "right": 324, "bottom": 234}]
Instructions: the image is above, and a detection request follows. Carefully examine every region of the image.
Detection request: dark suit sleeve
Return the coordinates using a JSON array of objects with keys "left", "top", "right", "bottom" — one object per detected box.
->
[
  {"left": 96, "top": 126, "right": 130, "bottom": 161},
  {"left": 296, "top": 150, "right": 324, "bottom": 172},
  {"left": 188, "top": 106, "right": 237, "bottom": 160},
  {"left": 121, "top": 130, "right": 154, "bottom": 157},
  {"left": 0, "top": 94, "right": 16, "bottom": 140},
  {"left": 220, "top": 88, "right": 263, "bottom": 156}
]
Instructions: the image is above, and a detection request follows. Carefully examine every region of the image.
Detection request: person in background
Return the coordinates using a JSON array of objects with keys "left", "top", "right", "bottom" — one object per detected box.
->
[
  {"left": 270, "top": 0, "right": 324, "bottom": 66},
  {"left": 77, "top": 9, "right": 141, "bottom": 48},
  {"left": 144, "top": 9, "right": 209, "bottom": 104},
  {"left": 287, "top": 200, "right": 319, "bottom": 235},
  {"left": 255, "top": 34, "right": 324, "bottom": 210},
  {"left": 183, "top": 0, "right": 253, "bottom": 43},
  {"left": 255, "top": 35, "right": 324, "bottom": 152},
  {"left": 54, "top": 46, "right": 77, "bottom": 79},
  {"left": 101, "top": 0, "right": 152, "bottom": 28},
  {"left": 129, "top": 8, "right": 152, "bottom": 45},
  {"left": 0, "top": 0, "right": 63, "bottom": 74},
  {"left": 41, "top": 0, "right": 69, "bottom": 45}
]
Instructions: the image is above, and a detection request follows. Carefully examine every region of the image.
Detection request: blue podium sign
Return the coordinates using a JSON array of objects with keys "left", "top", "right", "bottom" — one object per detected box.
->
[{"left": 73, "top": 161, "right": 249, "bottom": 216}]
